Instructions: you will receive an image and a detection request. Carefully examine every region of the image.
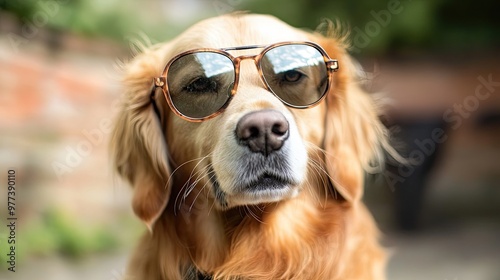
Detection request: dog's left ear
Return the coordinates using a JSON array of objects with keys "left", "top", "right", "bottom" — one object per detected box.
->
[
  {"left": 316, "top": 35, "right": 386, "bottom": 204},
  {"left": 110, "top": 49, "right": 172, "bottom": 230}
]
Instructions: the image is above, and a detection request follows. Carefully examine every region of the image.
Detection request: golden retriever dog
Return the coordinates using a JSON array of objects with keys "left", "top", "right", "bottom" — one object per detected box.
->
[{"left": 111, "top": 13, "right": 391, "bottom": 280}]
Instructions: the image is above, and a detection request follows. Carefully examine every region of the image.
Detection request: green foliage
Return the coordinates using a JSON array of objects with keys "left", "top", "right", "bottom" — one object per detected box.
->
[
  {"left": 1, "top": 0, "right": 498, "bottom": 54},
  {"left": 241, "top": 0, "right": 500, "bottom": 54},
  {"left": 0, "top": 0, "right": 137, "bottom": 41},
  {"left": 58, "top": 212, "right": 111, "bottom": 256},
  {"left": 0, "top": 208, "right": 142, "bottom": 268},
  {"left": 0, "top": 0, "right": 39, "bottom": 18},
  {"left": 19, "top": 209, "right": 120, "bottom": 258},
  {"left": 0, "top": 232, "right": 14, "bottom": 269}
]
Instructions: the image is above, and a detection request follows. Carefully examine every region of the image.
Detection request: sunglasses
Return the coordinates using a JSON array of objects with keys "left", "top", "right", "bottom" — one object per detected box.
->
[{"left": 152, "top": 41, "right": 339, "bottom": 122}]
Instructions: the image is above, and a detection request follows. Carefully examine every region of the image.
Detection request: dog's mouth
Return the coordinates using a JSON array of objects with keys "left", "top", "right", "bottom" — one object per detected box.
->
[
  {"left": 244, "top": 172, "right": 290, "bottom": 191},
  {"left": 208, "top": 165, "right": 298, "bottom": 208}
]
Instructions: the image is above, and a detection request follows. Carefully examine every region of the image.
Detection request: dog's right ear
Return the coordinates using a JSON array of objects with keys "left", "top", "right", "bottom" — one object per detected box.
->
[{"left": 111, "top": 49, "right": 171, "bottom": 231}]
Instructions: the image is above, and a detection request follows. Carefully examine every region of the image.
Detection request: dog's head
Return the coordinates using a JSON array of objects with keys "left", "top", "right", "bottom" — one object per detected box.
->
[{"left": 111, "top": 14, "right": 385, "bottom": 229}]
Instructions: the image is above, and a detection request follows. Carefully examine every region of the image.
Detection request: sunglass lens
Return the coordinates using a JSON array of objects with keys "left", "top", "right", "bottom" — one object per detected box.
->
[
  {"left": 260, "top": 44, "right": 328, "bottom": 107},
  {"left": 167, "top": 52, "right": 235, "bottom": 119}
]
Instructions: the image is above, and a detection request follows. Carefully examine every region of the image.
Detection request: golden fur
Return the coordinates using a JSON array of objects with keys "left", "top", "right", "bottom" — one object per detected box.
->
[{"left": 111, "top": 13, "right": 389, "bottom": 280}]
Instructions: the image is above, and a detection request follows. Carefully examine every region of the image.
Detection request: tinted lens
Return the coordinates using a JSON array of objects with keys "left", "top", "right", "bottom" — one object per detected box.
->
[
  {"left": 260, "top": 44, "right": 328, "bottom": 107},
  {"left": 166, "top": 52, "right": 235, "bottom": 119}
]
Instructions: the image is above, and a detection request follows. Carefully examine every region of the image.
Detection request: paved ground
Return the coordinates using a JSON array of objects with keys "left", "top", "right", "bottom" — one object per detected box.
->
[{"left": 385, "top": 223, "right": 500, "bottom": 280}]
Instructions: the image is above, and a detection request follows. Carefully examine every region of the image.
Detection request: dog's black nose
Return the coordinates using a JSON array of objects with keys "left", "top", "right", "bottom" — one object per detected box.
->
[{"left": 236, "top": 110, "right": 289, "bottom": 156}]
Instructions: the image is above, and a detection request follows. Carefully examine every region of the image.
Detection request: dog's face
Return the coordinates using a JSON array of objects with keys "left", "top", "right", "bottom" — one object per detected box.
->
[
  {"left": 165, "top": 17, "right": 326, "bottom": 209},
  {"left": 112, "top": 14, "right": 385, "bottom": 229},
  {"left": 172, "top": 88, "right": 311, "bottom": 209}
]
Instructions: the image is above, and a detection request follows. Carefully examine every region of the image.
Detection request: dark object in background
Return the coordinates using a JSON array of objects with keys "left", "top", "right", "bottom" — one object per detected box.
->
[
  {"left": 386, "top": 118, "right": 447, "bottom": 231},
  {"left": 475, "top": 110, "right": 500, "bottom": 128}
]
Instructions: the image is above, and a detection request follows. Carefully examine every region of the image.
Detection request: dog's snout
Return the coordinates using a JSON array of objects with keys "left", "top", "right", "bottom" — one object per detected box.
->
[{"left": 236, "top": 110, "right": 289, "bottom": 156}]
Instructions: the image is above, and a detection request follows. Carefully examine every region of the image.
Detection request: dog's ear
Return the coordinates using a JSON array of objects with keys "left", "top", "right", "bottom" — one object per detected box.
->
[
  {"left": 316, "top": 33, "right": 386, "bottom": 204},
  {"left": 111, "top": 49, "right": 171, "bottom": 230}
]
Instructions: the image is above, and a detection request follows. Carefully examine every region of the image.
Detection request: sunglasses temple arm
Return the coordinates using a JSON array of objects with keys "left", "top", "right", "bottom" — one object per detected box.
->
[{"left": 150, "top": 78, "right": 163, "bottom": 120}]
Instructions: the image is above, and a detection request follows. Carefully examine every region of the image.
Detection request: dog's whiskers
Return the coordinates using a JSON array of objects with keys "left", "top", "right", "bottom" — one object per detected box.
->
[
  {"left": 244, "top": 205, "right": 264, "bottom": 224},
  {"left": 306, "top": 159, "right": 331, "bottom": 206},
  {"left": 206, "top": 173, "right": 219, "bottom": 216},
  {"left": 173, "top": 154, "right": 213, "bottom": 215},
  {"left": 304, "top": 141, "right": 348, "bottom": 202},
  {"left": 187, "top": 166, "right": 216, "bottom": 213}
]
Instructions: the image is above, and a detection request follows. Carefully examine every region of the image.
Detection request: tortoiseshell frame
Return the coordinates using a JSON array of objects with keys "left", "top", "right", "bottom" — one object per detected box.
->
[{"left": 151, "top": 41, "right": 339, "bottom": 122}]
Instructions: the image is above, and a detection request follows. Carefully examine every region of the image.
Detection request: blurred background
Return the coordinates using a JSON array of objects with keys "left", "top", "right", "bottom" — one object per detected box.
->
[{"left": 0, "top": 0, "right": 499, "bottom": 279}]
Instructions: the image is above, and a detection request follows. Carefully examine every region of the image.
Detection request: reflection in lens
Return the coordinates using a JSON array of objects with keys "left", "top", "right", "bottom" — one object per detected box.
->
[
  {"left": 167, "top": 52, "right": 235, "bottom": 119},
  {"left": 261, "top": 44, "right": 327, "bottom": 107}
]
